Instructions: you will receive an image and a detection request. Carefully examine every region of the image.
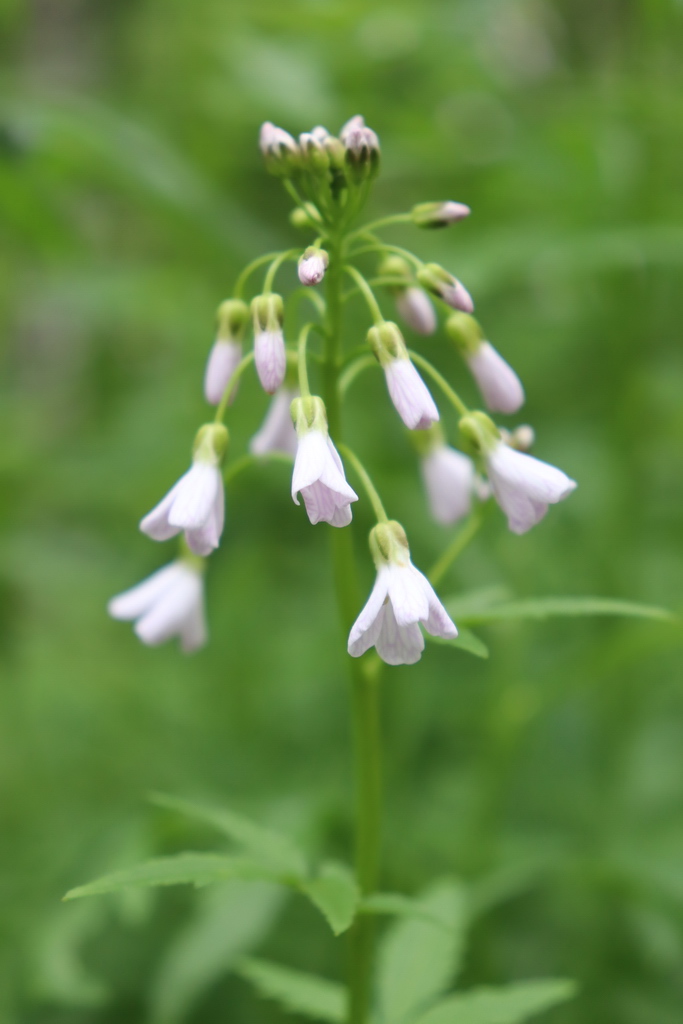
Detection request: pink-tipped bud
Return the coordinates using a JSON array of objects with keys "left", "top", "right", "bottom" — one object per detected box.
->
[
  {"left": 395, "top": 287, "right": 437, "bottom": 335},
  {"left": 259, "top": 122, "right": 300, "bottom": 176},
  {"left": 298, "top": 246, "right": 329, "bottom": 286},
  {"left": 411, "top": 201, "right": 471, "bottom": 228},
  {"left": 417, "top": 263, "right": 474, "bottom": 313}
]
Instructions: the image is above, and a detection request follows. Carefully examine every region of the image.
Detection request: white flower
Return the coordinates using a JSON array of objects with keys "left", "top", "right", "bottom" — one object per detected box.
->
[
  {"left": 254, "top": 329, "right": 286, "bottom": 394},
  {"left": 348, "top": 521, "right": 457, "bottom": 666},
  {"left": 395, "top": 287, "right": 437, "bottom": 335},
  {"left": 140, "top": 424, "right": 227, "bottom": 556},
  {"left": 291, "top": 397, "right": 358, "bottom": 527},
  {"left": 108, "top": 561, "right": 207, "bottom": 652},
  {"left": 467, "top": 341, "right": 525, "bottom": 414},
  {"left": 421, "top": 444, "right": 475, "bottom": 524},
  {"left": 385, "top": 359, "right": 439, "bottom": 431},
  {"left": 250, "top": 388, "right": 298, "bottom": 457},
  {"left": 204, "top": 339, "right": 242, "bottom": 405},
  {"left": 485, "top": 441, "right": 577, "bottom": 534}
]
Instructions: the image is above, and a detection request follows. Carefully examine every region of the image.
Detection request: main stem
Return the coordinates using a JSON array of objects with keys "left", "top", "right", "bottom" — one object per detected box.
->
[{"left": 324, "top": 237, "right": 382, "bottom": 1024}]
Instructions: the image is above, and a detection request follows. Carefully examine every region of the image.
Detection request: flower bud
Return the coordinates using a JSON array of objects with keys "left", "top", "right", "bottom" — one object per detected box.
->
[
  {"left": 193, "top": 422, "right": 229, "bottom": 464},
  {"left": 367, "top": 321, "right": 407, "bottom": 365},
  {"left": 444, "top": 311, "right": 484, "bottom": 355},
  {"left": 259, "top": 122, "right": 300, "bottom": 176},
  {"left": 290, "top": 394, "right": 328, "bottom": 435},
  {"left": 458, "top": 411, "right": 500, "bottom": 455},
  {"left": 290, "top": 203, "right": 323, "bottom": 231},
  {"left": 298, "top": 246, "right": 329, "bottom": 286},
  {"left": 417, "top": 263, "right": 474, "bottom": 313},
  {"left": 368, "top": 322, "right": 439, "bottom": 430},
  {"left": 204, "top": 299, "right": 250, "bottom": 405},
  {"left": 341, "top": 115, "right": 380, "bottom": 184},
  {"left": 395, "top": 288, "right": 437, "bottom": 335},
  {"left": 299, "top": 132, "right": 330, "bottom": 174},
  {"left": 369, "top": 520, "right": 410, "bottom": 569},
  {"left": 216, "top": 298, "right": 249, "bottom": 341},
  {"left": 378, "top": 255, "right": 413, "bottom": 285},
  {"left": 446, "top": 313, "right": 524, "bottom": 415},
  {"left": 251, "top": 293, "right": 286, "bottom": 394},
  {"left": 509, "top": 425, "right": 535, "bottom": 451},
  {"left": 411, "top": 201, "right": 471, "bottom": 228}
]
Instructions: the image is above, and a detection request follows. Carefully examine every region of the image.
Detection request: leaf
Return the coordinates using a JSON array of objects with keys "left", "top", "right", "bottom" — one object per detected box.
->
[
  {"left": 414, "top": 979, "right": 577, "bottom": 1024},
  {"left": 299, "top": 861, "right": 360, "bottom": 936},
  {"left": 150, "top": 792, "right": 308, "bottom": 877},
  {"left": 360, "top": 892, "right": 453, "bottom": 929},
  {"left": 30, "top": 900, "right": 109, "bottom": 1008},
  {"left": 442, "top": 587, "right": 512, "bottom": 622},
  {"left": 467, "top": 860, "right": 551, "bottom": 921},
  {"left": 447, "top": 596, "right": 676, "bottom": 627},
  {"left": 63, "top": 853, "right": 278, "bottom": 901},
  {"left": 237, "top": 957, "right": 346, "bottom": 1023},
  {"left": 377, "top": 879, "right": 467, "bottom": 1024},
  {"left": 149, "top": 881, "right": 285, "bottom": 1024},
  {"left": 426, "top": 628, "right": 489, "bottom": 659}
]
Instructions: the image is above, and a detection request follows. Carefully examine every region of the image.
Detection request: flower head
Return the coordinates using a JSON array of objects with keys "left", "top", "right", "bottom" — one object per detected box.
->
[
  {"left": 140, "top": 424, "right": 227, "bottom": 556},
  {"left": 108, "top": 560, "right": 207, "bottom": 652},
  {"left": 291, "top": 396, "right": 358, "bottom": 527},
  {"left": 204, "top": 299, "right": 249, "bottom": 405},
  {"left": 418, "top": 263, "right": 474, "bottom": 313},
  {"left": 348, "top": 521, "right": 457, "bottom": 665},
  {"left": 298, "top": 246, "right": 329, "bottom": 286},
  {"left": 250, "top": 387, "right": 298, "bottom": 457},
  {"left": 251, "top": 293, "right": 287, "bottom": 394},
  {"left": 368, "top": 321, "right": 439, "bottom": 430},
  {"left": 411, "top": 201, "right": 471, "bottom": 228},
  {"left": 446, "top": 312, "right": 524, "bottom": 415},
  {"left": 415, "top": 425, "right": 475, "bottom": 525}
]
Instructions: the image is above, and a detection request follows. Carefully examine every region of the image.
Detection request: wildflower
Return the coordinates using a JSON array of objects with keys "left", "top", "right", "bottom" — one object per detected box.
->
[
  {"left": 251, "top": 293, "right": 286, "bottom": 394},
  {"left": 415, "top": 425, "right": 475, "bottom": 525},
  {"left": 250, "top": 387, "right": 298, "bottom": 457},
  {"left": 340, "top": 115, "right": 380, "bottom": 182},
  {"left": 418, "top": 263, "right": 474, "bottom": 313},
  {"left": 140, "top": 424, "right": 228, "bottom": 556},
  {"left": 395, "top": 287, "right": 437, "bottom": 335},
  {"left": 411, "top": 201, "right": 471, "bottom": 228},
  {"left": 259, "top": 122, "right": 300, "bottom": 176},
  {"left": 204, "top": 299, "right": 249, "bottom": 406},
  {"left": 298, "top": 246, "right": 329, "bottom": 286},
  {"left": 446, "top": 312, "right": 524, "bottom": 415},
  {"left": 291, "top": 396, "right": 358, "bottom": 526},
  {"left": 460, "top": 412, "right": 576, "bottom": 534},
  {"left": 368, "top": 321, "right": 439, "bottom": 430},
  {"left": 348, "top": 520, "right": 457, "bottom": 665},
  {"left": 108, "top": 560, "right": 207, "bottom": 653}
]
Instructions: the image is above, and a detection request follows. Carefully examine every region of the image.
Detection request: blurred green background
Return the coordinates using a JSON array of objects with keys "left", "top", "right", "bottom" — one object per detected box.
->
[{"left": 1, "top": 0, "right": 683, "bottom": 1021}]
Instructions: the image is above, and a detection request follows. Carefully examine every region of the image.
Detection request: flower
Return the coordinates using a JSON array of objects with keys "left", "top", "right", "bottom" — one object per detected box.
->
[
  {"left": 486, "top": 441, "right": 576, "bottom": 534},
  {"left": 251, "top": 293, "right": 286, "bottom": 394},
  {"left": 108, "top": 560, "right": 207, "bottom": 652},
  {"left": 140, "top": 424, "right": 227, "bottom": 556},
  {"left": 411, "top": 201, "right": 471, "bottom": 228},
  {"left": 348, "top": 521, "right": 457, "bottom": 665},
  {"left": 250, "top": 388, "right": 298, "bottom": 457},
  {"left": 420, "top": 440, "right": 476, "bottom": 525},
  {"left": 291, "top": 396, "right": 358, "bottom": 527},
  {"left": 368, "top": 321, "right": 439, "bottom": 430},
  {"left": 204, "top": 299, "right": 249, "bottom": 406},
  {"left": 418, "top": 263, "right": 474, "bottom": 313},
  {"left": 259, "top": 122, "right": 300, "bottom": 175},
  {"left": 446, "top": 312, "right": 524, "bottom": 415},
  {"left": 298, "top": 246, "right": 329, "bottom": 286},
  {"left": 395, "top": 287, "right": 437, "bottom": 335}
]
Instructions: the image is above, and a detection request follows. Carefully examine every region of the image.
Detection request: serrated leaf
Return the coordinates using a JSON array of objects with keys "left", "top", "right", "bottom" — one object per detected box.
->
[
  {"left": 299, "top": 862, "right": 360, "bottom": 936},
  {"left": 426, "top": 628, "right": 489, "bottom": 659},
  {"left": 360, "top": 893, "right": 452, "bottom": 929},
  {"left": 447, "top": 596, "right": 675, "bottom": 627},
  {"left": 414, "top": 979, "right": 577, "bottom": 1024},
  {"left": 238, "top": 957, "right": 346, "bottom": 1022},
  {"left": 377, "top": 878, "right": 467, "bottom": 1024},
  {"left": 149, "top": 881, "right": 285, "bottom": 1024},
  {"left": 64, "top": 853, "right": 277, "bottom": 900},
  {"left": 150, "top": 793, "right": 307, "bottom": 877}
]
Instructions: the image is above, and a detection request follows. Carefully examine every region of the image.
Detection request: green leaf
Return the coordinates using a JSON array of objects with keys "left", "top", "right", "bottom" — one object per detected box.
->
[
  {"left": 414, "top": 979, "right": 577, "bottom": 1024},
  {"left": 427, "top": 627, "right": 489, "bottom": 659},
  {"left": 149, "top": 882, "right": 285, "bottom": 1024},
  {"left": 299, "top": 861, "right": 360, "bottom": 936},
  {"left": 360, "top": 892, "right": 453, "bottom": 929},
  {"left": 150, "top": 792, "right": 307, "bottom": 877},
  {"left": 447, "top": 595, "right": 675, "bottom": 627},
  {"left": 377, "top": 879, "right": 467, "bottom": 1024},
  {"left": 237, "top": 957, "right": 346, "bottom": 1023},
  {"left": 441, "top": 586, "right": 511, "bottom": 622},
  {"left": 64, "top": 853, "right": 277, "bottom": 901}
]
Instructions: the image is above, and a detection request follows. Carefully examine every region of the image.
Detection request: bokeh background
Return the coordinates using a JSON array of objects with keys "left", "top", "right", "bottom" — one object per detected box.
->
[{"left": 1, "top": 0, "right": 683, "bottom": 1021}]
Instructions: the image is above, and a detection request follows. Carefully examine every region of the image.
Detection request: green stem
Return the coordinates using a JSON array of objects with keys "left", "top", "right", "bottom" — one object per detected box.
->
[
  {"left": 343, "top": 265, "right": 384, "bottom": 325},
  {"left": 428, "top": 507, "right": 485, "bottom": 587},
  {"left": 213, "top": 352, "right": 255, "bottom": 424},
  {"left": 349, "top": 239, "right": 423, "bottom": 271},
  {"left": 338, "top": 355, "right": 377, "bottom": 397},
  {"left": 223, "top": 450, "right": 294, "bottom": 486},
  {"left": 263, "top": 249, "right": 299, "bottom": 293},
  {"left": 337, "top": 443, "right": 388, "bottom": 523},
  {"left": 324, "top": 238, "right": 382, "bottom": 1024},
  {"left": 234, "top": 252, "right": 283, "bottom": 299},
  {"left": 408, "top": 350, "right": 470, "bottom": 417},
  {"left": 347, "top": 212, "right": 413, "bottom": 239},
  {"left": 297, "top": 323, "right": 315, "bottom": 397}
]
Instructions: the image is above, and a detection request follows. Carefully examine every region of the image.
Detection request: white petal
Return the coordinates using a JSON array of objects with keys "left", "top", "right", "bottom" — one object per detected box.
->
[
  {"left": 184, "top": 482, "right": 225, "bottom": 555},
  {"left": 467, "top": 342, "right": 525, "bottom": 414},
  {"left": 421, "top": 446, "right": 474, "bottom": 525},
  {"left": 250, "top": 389, "right": 298, "bottom": 457},
  {"left": 139, "top": 483, "right": 182, "bottom": 542},
  {"left": 291, "top": 430, "right": 328, "bottom": 503},
  {"left": 328, "top": 501, "right": 353, "bottom": 527},
  {"left": 319, "top": 437, "right": 359, "bottom": 505},
  {"left": 300, "top": 480, "right": 340, "bottom": 525},
  {"left": 168, "top": 463, "right": 221, "bottom": 531},
  {"left": 254, "top": 330, "right": 286, "bottom": 394},
  {"left": 348, "top": 568, "right": 391, "bottom": 656},
  {"left": 134, "top": 567, "right": 203, "bottom": 647},
  {"left": 179, "top": 597, "right": 208, "bottom": 652},
  {"left": 385, "top": 359, "right": 439, "bottom": 431},
  {"left": 204, "top": 339, "right": 242, "bottom": 405},
  {"left": 385, "top": 563, "right": 430, "bottom": 628},
  {"left": 108, "top": 563, "right": 184, "bottom": 621},
  {"left": 375, "top": 602, "right": 424, "bottom": 666},
  {"left": 487, "top": 442, "right": 577, "bottom": 534},
  {"left": 395, "top": 288, "right": 437, "bottom": 335},
  {"left": 422, "top": 580, "right": 458, "bottom": 639}
]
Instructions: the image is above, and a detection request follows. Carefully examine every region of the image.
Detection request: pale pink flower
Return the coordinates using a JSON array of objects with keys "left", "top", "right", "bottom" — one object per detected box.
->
[
  {"left": 467, "top": 341, "right": 525, "bottom": 414},
  {"left": 204, "top": 339, "right": 242, "bottom": 405},
  {"left": 298, "top": 247, "right": 329, "bottom": 286},
  {"left": 108, "top": 561, "right": 207, "bottom": 653},
  {"left": 421, "top": 445, "right": 475, "bottom": 524},
  {"left": 254, "top": 330, "right": 286, "bottom": 394},
  {"left": 395, "top": 287, "right": 437, "bottom": 335},
  {"left": 385, "top": 359, "right": 439, "bottom": 431},
  {"left": 291, "top": 397, "right": 358, "bottom": 527},
  {"left": 250, "top": 388, "right": 298, "bottom": 457},
  {"left": 485, "top": 441, "right": 576, "bottom": 534}
]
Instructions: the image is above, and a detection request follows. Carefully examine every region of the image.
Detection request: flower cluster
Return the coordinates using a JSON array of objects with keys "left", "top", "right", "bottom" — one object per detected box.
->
[{"left": 109, "top": 115, "right": 576, "bottom": 664}]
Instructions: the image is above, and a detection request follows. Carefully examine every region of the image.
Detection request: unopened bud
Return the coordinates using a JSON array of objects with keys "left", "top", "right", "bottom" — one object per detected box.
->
[
  {"left": 259, "top": 122, "right": 300, "bottom": 177},
  {"left": 298, "top": 246, "right": 329, "bottom": 286},
  {"left": 367, "top": 321, "right": 407, "bottom": 366},
  {"left": 369, "top": 520, "right": 410, "bottom": 569},
  {"left": 193, "top": 422, "right": 229, "bottom": 464},
  {"left": 444, "top": 311, "right": 484, "bottom": 356},
  {"left": 458, "top": 412, "right": 499, "bottom": 455},
  {"left": 290, "top": 203, "right": 323, "bottom": 231},
  {"left": 299, "top": 132, "right": 330, "bottom": 174},
  {"left": 509, "top": 425, "right": 535, "bottom": 451},
  {"left": 342, "top": 115, "right": 380, "bottom": 184},
  {"left": 216, "top": 298, "right": 249, "bottom": 341},
  {"left": 378, "top": 255, "right": 413, "bottom": 286},
  {"left": 410, "top": 422, "right": 445, "bottom": 457},
  {"left": 411, "top": 201, "right": 471, "bottom": 229},
  {"left": 290, "top": 395, "right": 327, "bottom": 435},
  {"left": 251, "top": 293, "right": 284, "bottom": 333},
  {"left": 417, "top": 263, "right": 474, "bottom": 313}
]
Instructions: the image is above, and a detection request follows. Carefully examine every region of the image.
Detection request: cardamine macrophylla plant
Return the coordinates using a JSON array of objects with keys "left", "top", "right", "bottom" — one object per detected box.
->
[{"left": 75, "top": 117, "right": 586, "bottom": 1024}]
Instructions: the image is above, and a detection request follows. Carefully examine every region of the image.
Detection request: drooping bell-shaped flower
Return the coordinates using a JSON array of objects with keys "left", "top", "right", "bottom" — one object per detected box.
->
[
  {"left": 414, "top": 424, "right": 476, "bottom": 525},
  {"left": 140, "top": 424, "right": 228, "bottom": 556},
  {"left": 291, "top": 396, "right": 358, "bottom": 527},
  {"left": 411, "top": 201, "right": 471, "bottom": 228},
  {"left": 204, "top": 298, "right": 249, "bottom": 406},
  {"left": 348, "top": 520, "right": 457, "bottom": 666},
  {"left": 298, "top": 246, "right": 329, "bottom": 286},
  {"left": 418, "top": 262, "right": 474, "bottom": 313},
  {"left": 251, "top": 293, "right": 287, "bottom": 395},
  {"left": 460, "top": 412, "right": 576, "bottom": 535},
  {"left": 250, "top": 387, "right": 298, "bottom": 457},
  {"left": 108, "top": 559, "right": 207, "bottom": 653},
  {"left": 446, "top": 312, "right": 524, "bottom": 415},
  {"left": 368, "top": 321, "right": 439, "bottom": 430}
]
